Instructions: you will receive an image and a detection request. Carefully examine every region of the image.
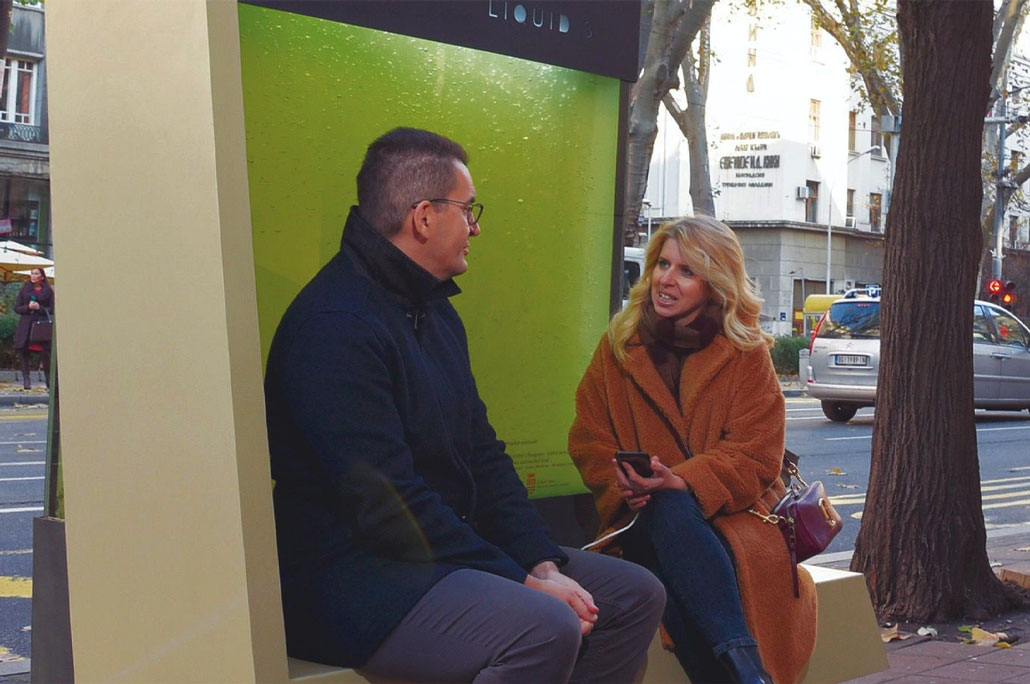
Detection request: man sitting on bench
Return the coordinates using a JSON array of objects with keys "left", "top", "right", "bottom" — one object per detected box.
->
[{"left": 264, "top": 127, "right": 665, "bottom": 683}]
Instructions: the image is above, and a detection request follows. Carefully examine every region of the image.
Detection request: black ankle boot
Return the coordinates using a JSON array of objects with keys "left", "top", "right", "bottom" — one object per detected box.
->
[{"left": 717, "top": 645, "right": 775, "bottom": 684}]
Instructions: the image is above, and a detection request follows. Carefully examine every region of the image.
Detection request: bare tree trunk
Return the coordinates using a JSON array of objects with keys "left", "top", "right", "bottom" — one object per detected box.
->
[
  {"left": 850, "top": 0, "right": 1014, "bottom": 622},
  {"left": 661, "top": 21, "right": 714, "bottom": 217},
  {"left": 624, "top": 0, "right": 715, "bottom": 244}
]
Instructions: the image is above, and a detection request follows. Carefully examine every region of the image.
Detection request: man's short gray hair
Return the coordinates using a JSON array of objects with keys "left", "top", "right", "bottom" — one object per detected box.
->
[{"left": 357, "top": 128, "right": 469, "bottom": 237}]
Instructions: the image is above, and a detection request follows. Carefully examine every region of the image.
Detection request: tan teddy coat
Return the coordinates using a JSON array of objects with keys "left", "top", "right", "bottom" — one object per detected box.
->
[{"left": 569, "top": 332, "right": 817, "bottom": 684}]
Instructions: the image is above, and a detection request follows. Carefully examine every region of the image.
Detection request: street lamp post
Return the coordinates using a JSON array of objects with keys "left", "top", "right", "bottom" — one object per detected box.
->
[
  {"left": 826, "top": 145, "right": 882, "bottom": 293},
  {"left": 985, "top": 74, "right": 1028, "bottom": 280}
]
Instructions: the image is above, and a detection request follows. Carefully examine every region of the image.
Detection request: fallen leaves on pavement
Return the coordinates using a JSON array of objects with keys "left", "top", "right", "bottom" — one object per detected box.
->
[{"left": 880, "top": 624, "right": 913, "bottom": 642}]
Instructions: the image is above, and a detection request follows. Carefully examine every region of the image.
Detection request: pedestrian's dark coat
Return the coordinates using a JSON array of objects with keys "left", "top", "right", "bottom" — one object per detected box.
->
[
  {"left": 569, "top": 333, "right": 818, "bottom": 684},
  {"left": 264, "top": 208, "right": 565, "bottom": 668},
  {"left": 13, "top": 279, "right": 54, "bottom": 349}
]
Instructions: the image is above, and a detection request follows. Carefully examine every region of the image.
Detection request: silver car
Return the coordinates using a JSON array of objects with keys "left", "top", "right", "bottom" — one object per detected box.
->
[{"left": 807, "top": 296, "right": 1030, "bottom": 422}]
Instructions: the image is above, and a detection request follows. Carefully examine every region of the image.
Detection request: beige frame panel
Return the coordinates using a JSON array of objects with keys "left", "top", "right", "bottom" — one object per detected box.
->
[{"left": 47, "top": 1, "right": 286, "bottom": 681}]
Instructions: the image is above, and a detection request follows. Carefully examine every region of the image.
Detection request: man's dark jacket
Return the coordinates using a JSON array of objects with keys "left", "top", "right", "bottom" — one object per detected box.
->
[{"left": 264, "top": 208, "right": 566, "bottom": 667}]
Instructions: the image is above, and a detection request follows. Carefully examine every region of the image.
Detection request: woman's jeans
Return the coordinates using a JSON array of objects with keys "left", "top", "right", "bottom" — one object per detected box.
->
[{"left": 622, "top": 489, "right": 757, "bottom": 683}]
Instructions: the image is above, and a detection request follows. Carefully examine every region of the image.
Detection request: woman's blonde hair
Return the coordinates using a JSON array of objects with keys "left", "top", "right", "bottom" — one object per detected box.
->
[{"left": 608, "top": 215, "right": 773, "bottom": 363}]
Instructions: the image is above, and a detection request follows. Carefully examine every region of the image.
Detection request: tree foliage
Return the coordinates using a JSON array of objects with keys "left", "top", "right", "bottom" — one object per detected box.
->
[{"left": 803, "top": 0, "right": 901, "bottom": 117}]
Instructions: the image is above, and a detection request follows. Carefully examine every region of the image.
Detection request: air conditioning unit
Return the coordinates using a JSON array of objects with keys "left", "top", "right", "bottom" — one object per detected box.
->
[
  {"left": 845, "top": 216, "right": 856, "bottom": 228},
  {"left": 809, "top": 144, "right": 821, "bottom": 158},
  {"left": 796, "top": 186, "right": 811, "bottom": 200}
]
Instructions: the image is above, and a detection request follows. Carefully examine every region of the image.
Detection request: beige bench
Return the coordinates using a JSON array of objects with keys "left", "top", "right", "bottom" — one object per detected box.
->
[{"left": 286, "top": 565, "right": 887, "bottom": 684}]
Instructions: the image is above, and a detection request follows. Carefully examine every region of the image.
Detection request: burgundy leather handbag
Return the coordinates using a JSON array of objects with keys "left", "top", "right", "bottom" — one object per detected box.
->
[{"left": 750, "top": 460, "right": 843, "bottom": 597}]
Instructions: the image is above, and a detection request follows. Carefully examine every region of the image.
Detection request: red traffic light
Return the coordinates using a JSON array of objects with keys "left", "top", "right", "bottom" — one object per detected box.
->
[{"left": 988, "top": 279, "right": 1004, "bottom": 294}]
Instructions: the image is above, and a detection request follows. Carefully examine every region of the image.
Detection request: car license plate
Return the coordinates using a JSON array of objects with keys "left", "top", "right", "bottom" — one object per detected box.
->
[{"left": 835, "top": 354, "right": 867, "bottom": 366}]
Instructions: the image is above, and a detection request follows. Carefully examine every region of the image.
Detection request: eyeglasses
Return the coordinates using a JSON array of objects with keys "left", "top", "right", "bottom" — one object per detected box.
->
[{"left": 414, "top": 198, "right": 484, "bottom": 225}]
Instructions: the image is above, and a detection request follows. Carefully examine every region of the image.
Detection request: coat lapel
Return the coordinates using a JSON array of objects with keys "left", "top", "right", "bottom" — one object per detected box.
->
[
  {"left": 622, "top": 334, "right": 737, "bottom": 453},
  {"left": 678, "top": 336, "right": 736, "bottom": 418},
  {"left": 622, "top": 334, "right": 687, "bottom": 439}
]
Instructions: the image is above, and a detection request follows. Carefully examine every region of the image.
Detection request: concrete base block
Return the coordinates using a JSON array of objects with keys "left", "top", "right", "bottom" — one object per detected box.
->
[{"left": 638, "top": 565, "right": 886, "bottom": 684}]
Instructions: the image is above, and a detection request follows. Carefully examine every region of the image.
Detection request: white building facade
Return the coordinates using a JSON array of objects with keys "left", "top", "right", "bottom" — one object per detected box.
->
[{"left": 644, "top": 2, "right": 897, "bottom": 336}]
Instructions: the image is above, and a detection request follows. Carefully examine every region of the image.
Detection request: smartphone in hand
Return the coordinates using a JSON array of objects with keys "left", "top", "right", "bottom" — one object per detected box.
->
[{"left": 615, "top": 450, "right": 653, "bottom": 478}]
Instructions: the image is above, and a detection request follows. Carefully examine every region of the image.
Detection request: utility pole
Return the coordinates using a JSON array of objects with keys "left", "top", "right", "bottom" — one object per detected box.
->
[{"left": 985, "top": 74, "right": 1027, "bottom": 279}]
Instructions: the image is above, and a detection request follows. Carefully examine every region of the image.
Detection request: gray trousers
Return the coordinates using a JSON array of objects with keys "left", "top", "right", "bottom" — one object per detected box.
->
[{"left": 360, "top": 547, "right": 666, "bottom": 683}]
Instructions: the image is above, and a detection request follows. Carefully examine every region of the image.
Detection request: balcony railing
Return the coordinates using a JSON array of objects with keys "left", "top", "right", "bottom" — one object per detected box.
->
[{"left": 0, "top": 122, "right": 46, "bottom": 144}]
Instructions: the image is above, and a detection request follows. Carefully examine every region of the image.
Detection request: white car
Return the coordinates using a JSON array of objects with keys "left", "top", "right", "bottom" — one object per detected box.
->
[{"left": 807, "top": 295, "right": 1030, "bottom": 422}]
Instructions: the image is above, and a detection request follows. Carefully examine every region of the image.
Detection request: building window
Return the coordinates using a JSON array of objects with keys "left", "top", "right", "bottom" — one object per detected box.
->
[
  {"left": 869, "top": 193, "right": 882, "bottom": 233},
  {"left": 1010, "top": 215, "right": 1019, "bottom": 247},
  {"left": 810, "top": 15, "right": 822, "bottom": 47},
  {"left": 846, "top": 189, "right": 855, "bottom": 221},
  {"left": 0, "top": 58, "right": 38, "bottom": 125},
  {"left": 848, "top": 111, "right": 857, "bottom": 151},
  {"left": 806, "top": 181, "right": 820, "bottom": 223},
  {"left": 746, "top": 74, "right": 754, "bottom": 93},
  {"left": 871, "top": 114, "right": 883, "bottom": 151},
  {"left": 747, "top": 48, "right": 757, "bottom": 67},
  {"left": 0, "top": 176, "right": 50, "bottom": 249},
  {"left": 809, "top": 100, "right": 821, "bottom": 142}
]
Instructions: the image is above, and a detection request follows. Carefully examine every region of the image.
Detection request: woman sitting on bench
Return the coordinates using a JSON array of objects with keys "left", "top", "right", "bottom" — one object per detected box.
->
[{"left": 569, "top": 216, "right": 817, "bottom": 684}]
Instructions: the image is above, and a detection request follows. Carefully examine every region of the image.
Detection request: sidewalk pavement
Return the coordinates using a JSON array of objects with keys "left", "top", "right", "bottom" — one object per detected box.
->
[
  {"left": 810, "top": 529, "right": 1030, "bottom": 684},
  {"left": 0, "top": 383, "right": 48, "bottom": 407}
]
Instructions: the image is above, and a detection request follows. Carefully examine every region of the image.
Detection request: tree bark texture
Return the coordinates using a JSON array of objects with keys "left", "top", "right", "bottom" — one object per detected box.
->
[
  {"left": 850, "top": 0, "right": 1012, "bottom": 622},
  {"left": 624, "top": 0, "right": 715, "bottom": 243},
  {"left": 661, "top": 22, "right": 714, "bottom": 217}
]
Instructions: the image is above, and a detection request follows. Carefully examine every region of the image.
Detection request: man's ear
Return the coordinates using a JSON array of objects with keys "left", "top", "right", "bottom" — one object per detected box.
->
[{"left": 409, "top": 200, "right": 433, "bottom": 243}]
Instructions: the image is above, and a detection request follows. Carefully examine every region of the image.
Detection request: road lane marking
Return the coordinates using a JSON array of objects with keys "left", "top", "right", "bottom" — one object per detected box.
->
[
  {"left": 979, "top": 475, "right": 1030, "bottom": 484},
  {"left": 0, "top": 507, "right": 42, "bottom": 515},
  {"left": 0, "top": 413, "right": 47, "bottom": 421},
  {"left": 786, "top": 416, "right": 831, "bottom": 422},
  {"left": 0, "top": 461, "right": 43, "bottom": 467},
  {"left": 822, "top": 425, "right": 1030, "bottom": 441},
  {"left": 0, "top": 476, "right": 42, "bottom": 482},
  {"left": 984, "top": 498, "right": 1030, "bottom": 510},
  {"left": 0, "top": 549, "right": 31, "bottom": 556},
  {"left": 0, "top": 441, "right": 45, "bottom": 445},
  {"left": 832, "top": 488, "right": 1030, "bottom": 508},
  {"left": 0, "top": 576, "right": 31, "bottom": 598}
]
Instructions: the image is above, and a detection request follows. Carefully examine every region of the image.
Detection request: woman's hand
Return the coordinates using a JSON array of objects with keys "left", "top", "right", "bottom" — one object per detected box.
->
[
  {"left": 28, "top": 301, "right": 39, "bottom": 310},
  {"left": 613, "top": 457, "right": 689, "bottom": 508}
]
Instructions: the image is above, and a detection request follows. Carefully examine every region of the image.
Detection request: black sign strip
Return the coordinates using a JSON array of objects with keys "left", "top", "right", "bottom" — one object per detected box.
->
[{"left": 239, "top": 0, "right": 642, "bottom": 82}]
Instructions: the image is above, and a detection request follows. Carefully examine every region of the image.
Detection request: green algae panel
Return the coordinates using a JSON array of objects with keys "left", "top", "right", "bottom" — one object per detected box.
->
[{"left": 239, "top": 3, "right": 619, "bottom": 498}]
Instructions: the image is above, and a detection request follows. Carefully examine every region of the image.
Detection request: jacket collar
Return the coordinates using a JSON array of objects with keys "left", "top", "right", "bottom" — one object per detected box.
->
[
  {"left": 622, "top": 332, "right": 736, "bottom": 429},
  {"left": 340, "top": 206, "right": 461, "bottom": 304}
]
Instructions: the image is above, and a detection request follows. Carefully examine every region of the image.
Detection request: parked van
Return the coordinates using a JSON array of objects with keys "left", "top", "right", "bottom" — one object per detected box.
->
[{"left": 807, "top": 294, "right": 1030, "bottom": 421}]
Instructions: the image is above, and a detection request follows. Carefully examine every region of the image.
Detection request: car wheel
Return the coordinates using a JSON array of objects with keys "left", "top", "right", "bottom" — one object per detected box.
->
[{"left": 822, "top": 401, "right": 858, "bottom": 422}]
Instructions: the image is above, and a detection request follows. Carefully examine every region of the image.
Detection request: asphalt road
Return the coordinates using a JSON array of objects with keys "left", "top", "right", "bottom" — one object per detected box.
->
[
  {"left": 0, "top": 406, "right": 48, "bottom": 668},
  {"left": 786, "top": 396, "right": 1030, "bottom": 556}
]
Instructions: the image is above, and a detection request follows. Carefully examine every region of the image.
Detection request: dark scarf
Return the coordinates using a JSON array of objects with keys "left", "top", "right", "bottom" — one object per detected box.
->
[{"left": 638, "top": 300, "right": 721, "bottom": 403}]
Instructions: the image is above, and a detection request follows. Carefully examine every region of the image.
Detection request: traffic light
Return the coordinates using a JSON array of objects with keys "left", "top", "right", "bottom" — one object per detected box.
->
[
  {"left": 987, "top": 279, "right": 1017, "bottom": 309},
  {"left": 987, "top": 278, "right": 1003, "bottom": 303},
  {"left": 1002, "top": 281, "right": 1017, "bottom": 310}
]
